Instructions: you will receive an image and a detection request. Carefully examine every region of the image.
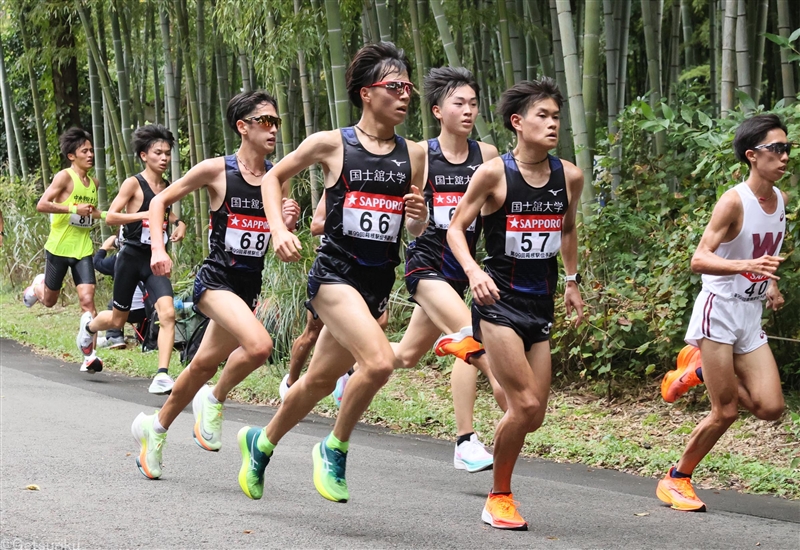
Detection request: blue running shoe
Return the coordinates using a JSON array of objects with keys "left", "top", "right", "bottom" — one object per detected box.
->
[
  {"left": 312, "top": 436, "right": 349, "bottom": 502},
  {"left": 237, "top": 426, "right": 271, "bottom": 500}
]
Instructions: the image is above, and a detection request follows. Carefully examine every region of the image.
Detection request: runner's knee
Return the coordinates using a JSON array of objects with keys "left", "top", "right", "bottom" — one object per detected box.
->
[
  {"left": 711, "top": 404, "right": 739, "bottom": 428},
  {"left": 751, "top": 400, "right": 784, "bottom": 421},
  {"left": 246, "top": 339, "right": 273, "bottom": 366}
]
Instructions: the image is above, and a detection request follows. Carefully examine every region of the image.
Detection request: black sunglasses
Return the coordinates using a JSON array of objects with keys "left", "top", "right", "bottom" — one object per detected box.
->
[
  {"left": 752, "top": 142, "right": 795, "bottom": 155},
  {"left": 244, "top": 114, "right": 282, "bottom": 129}
]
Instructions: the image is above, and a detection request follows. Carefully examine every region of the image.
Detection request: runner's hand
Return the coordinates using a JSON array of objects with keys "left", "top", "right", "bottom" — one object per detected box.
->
[
  {"left": 75, "top": 203, "right": 94, "bottom": 216},
  {"left": 151, "top": 248, "right": 173, "bottom": 277},
  {"left": 273, "top": 228, "right": 302, "bottom": 262},
  {"left": 766, "top": 281, "right": 784, "bottom": 311},
  {"left": 469, "top": 270, "right": 500, "bottom": 306},
  {"left": 169, "top": 222, "right": 186, "bottom": 242},
  {"left": 564, "top": 283, "right": 585, "bottom": 326},
  {"left": 282, "top": 197, "right": 301, "bottom": 230},
  {"left": 403, "top": 185, "right": 427, "bottom": 221},
  {"left": 745, "top": 255, "right": 784, "bottom": 280}
]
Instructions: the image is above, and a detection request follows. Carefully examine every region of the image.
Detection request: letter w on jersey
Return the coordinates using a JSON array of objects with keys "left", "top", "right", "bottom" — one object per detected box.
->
[
  {"left": 752, "top": 232, "right": 783, "bottom": 258},
  {"left": 343, "top": 191, "right": 403, "bottom": 242},
  {"left": 505, "top": 214, "right": 563, "bottom": 259},
  {"left": 433, "top": 192, "right": 476, "bottom": 232},
  {"left": 225, "top": 213, "right": 271, "bottom": 257}
]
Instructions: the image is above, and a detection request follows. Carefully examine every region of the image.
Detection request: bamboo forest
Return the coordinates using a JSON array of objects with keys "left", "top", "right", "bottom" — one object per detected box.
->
[{"left": 0, "top": 0, "right": 798, "bottom": 385}]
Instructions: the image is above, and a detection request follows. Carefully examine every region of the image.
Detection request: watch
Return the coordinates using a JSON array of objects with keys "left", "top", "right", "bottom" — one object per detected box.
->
[{"left": 564, "top": 273, "right": 582, "bottom": 284}]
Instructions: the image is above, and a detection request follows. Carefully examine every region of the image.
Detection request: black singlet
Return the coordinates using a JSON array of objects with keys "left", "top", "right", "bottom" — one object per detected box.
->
[
  {"left": 206, "top": 155, "right": 273, "bottom": 273},
  {"left": 123, "top": 174, "right": 171, "bottom": 250},
  {"left": 318, "top": 127, "right": 412, "bottom": 268},
  {"left": 407, "top": 138, "right": 483, "bottom": 280},
  {"left": 482, "top": 153, "right": 568, "bottom": 296}
]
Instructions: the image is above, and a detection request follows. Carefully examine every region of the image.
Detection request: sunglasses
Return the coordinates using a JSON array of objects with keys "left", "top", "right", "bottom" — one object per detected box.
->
[
  {"left": 368, "top": 80, "right": 415, "bottom": 96},
  {"left": 244, "top": 114, "right": 282, "bottom": 129},
  {"left": 752, "top": 142, "right": 795, "bottom": 155}
]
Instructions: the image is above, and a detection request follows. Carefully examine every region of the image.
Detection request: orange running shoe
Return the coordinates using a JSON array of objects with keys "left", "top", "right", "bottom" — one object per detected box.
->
[
  {"left": 661, "top": 345, "right": 703, "bottom": 403},
  {"left": 656, "top": 468, "right": 706, "bottom": 511},
  {"left": 481, "top": 493, "right": 528, "bottom": 530},
  {"left": 434, "top": 327, "right": 483, "bottom": 362}
]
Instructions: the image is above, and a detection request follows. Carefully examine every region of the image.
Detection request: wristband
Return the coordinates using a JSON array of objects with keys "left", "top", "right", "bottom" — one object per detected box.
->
[
  {"left": 69, "top": 205, "right": 77, "bottom": 214},
  {"left": 100, "top": 211, "right": 107, "bottom": 221}
]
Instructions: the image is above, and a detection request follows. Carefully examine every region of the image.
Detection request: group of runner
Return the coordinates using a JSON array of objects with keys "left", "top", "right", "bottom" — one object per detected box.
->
[{"left": 23, "top": 41, "right": 790, "bottom": 530}]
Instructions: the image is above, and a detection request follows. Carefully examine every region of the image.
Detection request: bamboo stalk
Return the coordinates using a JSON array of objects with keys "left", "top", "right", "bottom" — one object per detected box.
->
[
  {"left": 409, "top": 0, "right": 433, "bottom": 139},
  {"left": 735, "top": 0, "right": 752, "bottom": 101},
  {"left": 720, "top": 0, "right": 736, "bottom": 116},
  {"left": 18, "top": 8, "right": 51, "bottom": 186},
  {"left": 751, "top": 0, "right": 768, "bottom": 103},
  {"left": 776, "top": 0, "right": 797, "bottom": 104},
  {"left": 324, "top": 0, "right": 351, "bottom": 128},
  {"left": 549, "top": 0, "right": 574, "bottom": 161}
]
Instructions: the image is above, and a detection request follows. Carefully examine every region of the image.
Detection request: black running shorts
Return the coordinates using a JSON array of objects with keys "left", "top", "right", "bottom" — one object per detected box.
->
[
  {"left": 44, "top": 251, "right": 96, "bottom": 290},
  {"left": 472, "top": 289, "right": 555, "bottom": 352},
  {"left": 192, "top": 262, "right": 262, "bottom": 312},
  {"left": 113, "top": 246, "right": 173, "bottom": 312},
  {"left": 306, "top": 252, "right": 395, "bottom": 320}
]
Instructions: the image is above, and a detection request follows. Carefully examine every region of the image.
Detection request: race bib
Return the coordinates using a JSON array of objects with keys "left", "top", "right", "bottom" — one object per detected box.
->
[
  {"left": 505, "top": 214, "right": 563, "bottom": 259},
  {"left": 733, "top": 272, "right": 770, "bottom": 302},
  {"left": 69, "top": 213, "right": 93, "bottom": 228},
  {"left": 432, "top": 192, "right": 476, "bottom": 232},
  {"left": 225, "top": 213, "right": 271, "bottom": 257},
  {"left": 342, "top": 191, "right": 403, "bottom": 242},
  {"left": 140, "top": 218, "right": 169, "bottom": 245}
]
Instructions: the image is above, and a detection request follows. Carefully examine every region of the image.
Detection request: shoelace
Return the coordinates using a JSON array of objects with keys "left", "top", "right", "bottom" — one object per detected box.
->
[
  {"left": 326, "top": 447, "right": 348, "bottom": 482},
  {"left": 491, "top": 495, "right": 520, "bottom": 517}
]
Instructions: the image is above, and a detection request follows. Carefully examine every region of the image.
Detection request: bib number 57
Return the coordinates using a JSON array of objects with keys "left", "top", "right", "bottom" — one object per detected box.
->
[{"left": 521, "top": 232, "right": 549, "bottom": 253}]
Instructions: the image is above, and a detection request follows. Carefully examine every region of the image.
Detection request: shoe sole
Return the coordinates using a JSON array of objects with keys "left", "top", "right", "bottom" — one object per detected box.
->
[
  {"left": 131, "top": 417, "right": 160, "bottom": 480},
  {"left": 312, "top": 442, "right": 348, "bottom": 503},
  {"left": 481, "top": 508, "right": 528, "bottom": 530},
  {"left": 108, "top": 343, "right": 127, "bottom": 350},
  {"left": 454, "top": 458, "right": 493, "bottom": 473},
  {"left": 656, "top": 483, "right": 706, "bottom": 512},
  {"left": 237, "top": 426, "right": 261, "bottom": 500},
  {"left": 80, "top": 357, "right": 103, "bottom": 374}
]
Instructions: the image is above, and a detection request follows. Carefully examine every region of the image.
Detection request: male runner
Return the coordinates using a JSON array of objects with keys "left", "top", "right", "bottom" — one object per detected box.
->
[
  {"left": 657, "top": 114, "right": 789, "bottom": 512},
  {"left": 396, "top": 66, "right": 506, "bottom": 472},
  {"left": 130, "top": 91, "right": 299, "bottom": 479},
  {"left": 446, "top": 78, "right": 584, "bottom": 529},
  {"left": 77, "top": 124, "right": 185, "bottom": 394},
  {"left": 25, "top": 128, "right": 104, "bottom": 373},
  {"left": 237, "top": 42, "right": 427, "bottom": 503}
]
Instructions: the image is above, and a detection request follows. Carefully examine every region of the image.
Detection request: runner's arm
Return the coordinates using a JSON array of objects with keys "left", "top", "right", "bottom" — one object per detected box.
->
[
  {"left": 691, "top": 190, "right": 784, "bottom": 279},
  {"left": 310, "top": 192, "right": 327, "bottom": 236},
  {"left": 560, "top": 161, "right": 585, "bottom": 326},
  {"left": 104, "top": 177, "right": 145, "bottom": 226},
  {"left": 36, "top": 171, "right": 91, "bottom": 215},
  {"left": 404, "top": 141, "right": 428, "bottom": 237}
]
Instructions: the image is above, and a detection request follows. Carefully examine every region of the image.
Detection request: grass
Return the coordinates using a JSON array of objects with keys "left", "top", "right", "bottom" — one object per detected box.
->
[{"left": 1, "top": 291, "right": 798, "bottom": 499}]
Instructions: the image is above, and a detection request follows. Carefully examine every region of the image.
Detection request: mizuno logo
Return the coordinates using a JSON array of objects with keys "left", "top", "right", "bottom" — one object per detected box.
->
[
  {"left": 468, "top": 165, "right": 480, "bottom": 171},
  {"left": 390, "top": 160, "right": 407, "bottom": 166},
  {"left": 548, "top": 189, "right": 563, "bottom": 196}
]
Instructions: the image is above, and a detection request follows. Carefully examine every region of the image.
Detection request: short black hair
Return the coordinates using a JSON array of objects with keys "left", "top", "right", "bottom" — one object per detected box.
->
[
  {"left": 226, "top": 91, "right": 278, "bottom": 136},
  {"left": 733, "top": 114, "right": 789, "bottom": 167},
  {"left": 59, "top": 127, "right": 93, "bottom": 159},
  {"left": 132, "top": 124, "right": 175, "bottom": 158},
  {"left": 497, "top": 78, "right": 564, "bottom": 132},
  {"left": 424, "top": 67, "right": 479, "bottom": 117},
  {"left": 346, "top": 41, "right": 412, "bottom": 109}
]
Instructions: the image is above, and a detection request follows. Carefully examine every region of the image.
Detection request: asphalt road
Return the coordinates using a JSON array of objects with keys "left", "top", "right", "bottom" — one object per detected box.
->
[{"left": 1, "top": 338, "right": 798, "bottom": 549}]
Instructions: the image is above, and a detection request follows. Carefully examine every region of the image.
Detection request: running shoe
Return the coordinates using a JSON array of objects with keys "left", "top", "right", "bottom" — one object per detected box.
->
[
  {"left": 434, "top": 327, "right": 484, "bottom": 362},
  {"left": 23, "top": 274, "right": 44, "bottom": 308},
  {"left": 237, "top": 426, "right": 271, "bottom": 500},
  {"left": 312, "top": 436, "right": 349, "bottom": 503},
  {"left": 193, "top": 384, "right": 223, "bottom": 451},
  {"left": 79, "top": 354, "right": 103, "bottom": 374},
  {"left": 131, "top": 412, "right": 167, "bottom": 480},
  {"left": 481, "top": 493, "right": 528, "bottom": 530},
  {"left": 106, "top": 335, "right": 126, "bottom": 349},
  {"left": 454, "top": 434, "right": 494, "bottom": 473},
  {"left": 76, "top": 311, "right": 95, "bottom": 356},
  {"left": 656, "top": 467, "right": 707, "bottom": 511},
  {"left": 332, "top": 372, "right": 350, "bottom": 408},
  {"left": 661, "top": 345, "right": 703, "bottom": 403},
  {"left": 279, "top": 373, "right": 291, "bottom": 402},
  {"left": 148, "top": 372, "right": 175, "bottom": 395}
]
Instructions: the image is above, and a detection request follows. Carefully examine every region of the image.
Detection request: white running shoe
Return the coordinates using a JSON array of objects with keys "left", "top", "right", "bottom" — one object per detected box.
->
[
  {"left": 148, "top": 372, "right": 174, "bottom": 395},
  {"left": 76, "top": 311, "right": 95, "bottom": 356},
  {"left": 79, "top": 354, "right": 103, "bottom": 374},
  {"left": 279, "top": 373, "right": 291, "bottom": 402},
  {"left": 23, "top": 274, "right": 44, "bottom": 308},
  {"left": 192, "top": 384, "right": 223, "bottom": 451},
  {"left": 454, "top": 434, "right": 494, "bottom": 473},
  {"left": 131, "top": 412, "right": 167, "bottom": 479},
  {"left": 106, "top": 335, "right": 126, "bottom": 349}
]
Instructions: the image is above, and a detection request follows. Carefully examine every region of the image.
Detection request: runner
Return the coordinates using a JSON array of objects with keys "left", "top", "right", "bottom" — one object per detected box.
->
[
  {"left": 396, "top": 66, "right": 506, "bottom": 473},
  {"left": 24, "top": 128, "right": 105, "bottom": 373},
  {"left": 130, "top": 91, "right": 300, "bottom": 479},
  {"left": 237, "top": 42, "right": 427, "bottom": 503},
  {"left": 93, "top": 233, "right": 142, "bottom": 349},
  {"left": 77, "top": 124, "right": 185, "bottom": 394},
  {"left": 446, "top": 78, "right": 584, "bottom": 529},
  {"left": 657, "top": 113, "right": 789, "bottom": 512}
]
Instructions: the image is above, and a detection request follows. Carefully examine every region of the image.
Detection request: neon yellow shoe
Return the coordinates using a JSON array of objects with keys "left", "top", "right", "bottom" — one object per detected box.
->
[
  {"left": 237, "top": 426, "right": 271, "bottom": 500},
  {"left": 131, "top": 412, "right": 167, "bottom": 479},
  {"left": 312, "top": 436, "right": 349, "bottom": 503}
]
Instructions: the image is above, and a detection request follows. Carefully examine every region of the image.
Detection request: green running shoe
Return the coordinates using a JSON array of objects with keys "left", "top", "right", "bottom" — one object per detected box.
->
[
  {"left": 312, "top": 437, "right": 349, "bottom": 503},
  {"left": 237, "top": 426, "right": 271, "bottom": 500}
]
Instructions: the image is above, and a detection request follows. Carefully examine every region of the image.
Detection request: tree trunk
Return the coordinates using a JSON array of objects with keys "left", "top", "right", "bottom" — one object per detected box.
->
[
  {"left": 430, "top": 0, "right": 494, "bottom": 144},
  {"left": 159, "top": 6, "right": 182, "bottom": 185},
  {"left": 506, "top": 0, "right": 523, "bottom": 82},
  {"left": 294, "top": 0, "right": 322, "bottom": 208},
  {"left": 0, "top": 37, "right": 19, "bottom": 178},
  {"left": 88, "top": 51, "right": 109, "bottom": 237},
  {"left": 680, "top": 0, "right": 694, "bottom": 67},
  {"left": 310, "top": 0, "right": 337, "bottom": 129},
  {"left": 735, "top": 0, "right": 752, "bottom": 101},
  {"left": 496, "top": 0, "right": 516, "bottom": 88},
  {"left": 582, "top": 0, "right": 600, "bottom": 154},
  {"left": 776, "top": 0, "right": 797, "bottom": 104},
  {"left": 524, "top": 1, "right": 537, "bottom": 80},
  {"left": 324, "top": 0, "right": 351, "bottom": 128},
  {"left": 375, "top": 0, "right": 393, "bottom": 41},
  {"left": 720, "top": 0, "right": 736, "bottom": 116},
  {"left": 709, "top": 0, "right": 718, "bottom": 115},
  {"left": 214, "top": 32, "right": 234, "bottom": 154},
  {"left": 117, "top": 0, "right": 143, "bottom": 127},
  {"left": 362, "top": 0, "right": 380, "bottom": 42},
  {"left": 616, "top": 0, "right": 631, "bottom": 115},
  {"left": 409, "top": 0, "right": 433, "bottom": 139},
  {"left": 529, "top": 0, "right": 554, "bottom": 78},
  {"left": 556, "top": 0, "right": 594, "bottom": 211},
  {"left": 18, "top": 9, "right": 51, "bottom": 186},
  {"left": 239, "top": 49, "right": 251, "bottom": 93},
  {"left": 751, "top": 0, "right": 768, "bottom": 104},
  {"left": 549, "top": 0, "right": 574, "bottom": 162},
  {"left": 668, "top": 1, "right": 681, "bottom": 103},
  {"left": 196, "top": 0, "right": 211, "bottom": 160},
  {"left": 110, "top": 1, "right": 133, "bottom": 173},
  {"left": 266, "top": 13, "right": 293, "bottom": 159},
  {"left": 641, "top": 0, "right": 665, "bottom": 155},
  {"left": 48, "top": 12, "right": 82, "bottom": 136}
]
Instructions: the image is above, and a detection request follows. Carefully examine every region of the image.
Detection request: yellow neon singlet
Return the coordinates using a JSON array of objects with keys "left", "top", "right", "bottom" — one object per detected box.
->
[{"left": 44, "top": 168, "right": 98, "bottom": 259}]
